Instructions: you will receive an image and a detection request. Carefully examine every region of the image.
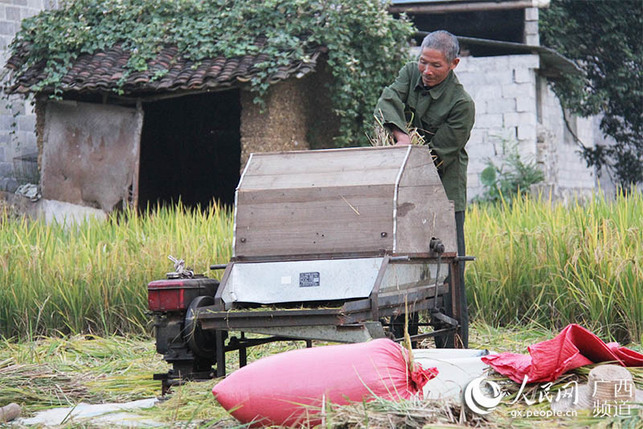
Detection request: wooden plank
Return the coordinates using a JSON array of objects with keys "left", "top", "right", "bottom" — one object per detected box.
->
[
  {"left": 397, "top": 146, "right": 443, "bottom": 187},
  {"left": 241, "top": 146, "right": 408, "bottom": 190},
  {"left": 395, "top": 185, "right": 457, "bottom": 254},
  {"left": 241, "top": 169, "right": 403, "bottom": 190},
  {"left": 392, "top": 146, "right": 455, "bottom": 252},
  {"left": 41, "top": 101, "right": 143, "bottom": 212},
  {"left": 235, "top": 185, "right": 394, "bottom": 257}
]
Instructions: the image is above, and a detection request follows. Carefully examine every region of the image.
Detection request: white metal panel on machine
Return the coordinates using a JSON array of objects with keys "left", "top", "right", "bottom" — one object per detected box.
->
[
  {"left": 222, "top": 257, "right": 384, "bottom": 305},
  {"left": 379, "top": 261, "right": 449, "bottom": 293}
]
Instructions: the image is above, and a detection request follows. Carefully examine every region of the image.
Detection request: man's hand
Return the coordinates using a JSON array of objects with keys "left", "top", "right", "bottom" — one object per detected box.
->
[{"left": 392, "top": 128, "right": 411, "bottom": 146}]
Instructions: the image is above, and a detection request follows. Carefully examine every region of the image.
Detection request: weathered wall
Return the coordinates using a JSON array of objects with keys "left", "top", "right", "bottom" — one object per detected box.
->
[
  {"left": 240, "top": 78, "right": 310, "bottom": 170},
  {"left": 0, "top": 2, "right": 609, "bottom": 203},
  {"left": 456, "top": 54, "right": 598, "bottom": 201},
  {"left": 0, "top": 0, "right": 57, "bottom": 191},
  {"left": 240, "top": 63, "right": 339, "bottom": 170},
  {"left": 535, "top": 74, "right": 600, "bottom": 200},
  {"left": 40, "top": 100, "right": 143, "bottom": 212}
]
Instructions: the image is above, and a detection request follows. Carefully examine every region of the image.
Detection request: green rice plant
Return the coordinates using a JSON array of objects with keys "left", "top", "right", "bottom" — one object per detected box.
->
[
  {"left": 466, "top": 190, "right": 642, "bottom": 344},
  {"left": 0, "top": 202, "right": 233, "bottom": 339},
  {"left": 2, "top": 189, "right": 641, "bottom": 344}
]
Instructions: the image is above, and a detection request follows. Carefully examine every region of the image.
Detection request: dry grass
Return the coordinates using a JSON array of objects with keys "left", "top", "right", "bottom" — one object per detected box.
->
[
  {"left": 1, "top": 324, "right": 640, "bottom": 428},
  {"left": 368, "top": 117, "right": 427, "bottom": 147},
  {"left": 323, "top": 395, "right": 487, "bottom": 428},
  {"left": 0, "top": 362, "right": 92, "bottom": 409}
]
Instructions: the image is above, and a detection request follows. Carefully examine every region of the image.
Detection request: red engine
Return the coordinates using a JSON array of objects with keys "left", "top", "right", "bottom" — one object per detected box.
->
[
  {"left": 148, "top": 276, "right": 221, "bottom": 393},
  {"left": 148, "top": 278, "right": 218, "bottom": 312}
]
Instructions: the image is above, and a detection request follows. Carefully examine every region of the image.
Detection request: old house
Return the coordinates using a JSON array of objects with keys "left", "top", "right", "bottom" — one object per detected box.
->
[{"left": 3, "top": 39, "right": 338, "bottom": 212}]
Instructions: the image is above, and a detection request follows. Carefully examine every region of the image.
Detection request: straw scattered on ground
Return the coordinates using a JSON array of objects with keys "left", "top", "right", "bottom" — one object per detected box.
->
[{"left": 1, "top": 324, "right": 641, "bottom": 428}]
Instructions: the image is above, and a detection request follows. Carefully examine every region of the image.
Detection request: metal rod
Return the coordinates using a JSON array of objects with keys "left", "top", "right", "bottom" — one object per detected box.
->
[
  {"left": 389, "top": 1, "right": 536, "bottom": 15},
  {"left": 238, "top": 332, "right": 247, "bottom": 367},
  {"left": 209, "top": 264, "right": 228, "bottom": 270},
  {"left": 454, "top": 255, "right": 476, "bottom": 262}
]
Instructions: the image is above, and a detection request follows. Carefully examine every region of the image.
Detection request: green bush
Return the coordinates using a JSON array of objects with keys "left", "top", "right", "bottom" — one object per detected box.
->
[{"left": 475, "top": 137, "right": 544, "bottom": 204}]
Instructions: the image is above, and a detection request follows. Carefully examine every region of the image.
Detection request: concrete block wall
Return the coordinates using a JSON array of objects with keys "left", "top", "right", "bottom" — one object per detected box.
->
[
  {"left": 524, "top": 7, "right": 540, "bottom": 45},
  {"left": 456, "top": 54, "right": 599, "bottom": 201},
  {"left": 536, "top": 74, "right": 597, "bottom": 199},
  {"left": 457, "top": 54, "right": 543, "bottom": 199},
  {"left": 0, "top": 0, "right": 57, "bottom": 191}
]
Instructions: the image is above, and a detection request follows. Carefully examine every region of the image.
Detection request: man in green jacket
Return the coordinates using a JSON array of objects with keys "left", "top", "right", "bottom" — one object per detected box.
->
[{"left": 374, "top": 30, "right": 475, "bottom": 347}]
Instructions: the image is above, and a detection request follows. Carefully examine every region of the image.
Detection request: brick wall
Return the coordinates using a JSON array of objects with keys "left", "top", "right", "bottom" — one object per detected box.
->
[
  {"left": 536, "top": 74, "right": 598, "bottom": 200},
  {"left": 0, "top": 0, "right": 57, "bottom": 191},
  {"left": 456, "top": 54, "right": 599, "bottom": 201}
]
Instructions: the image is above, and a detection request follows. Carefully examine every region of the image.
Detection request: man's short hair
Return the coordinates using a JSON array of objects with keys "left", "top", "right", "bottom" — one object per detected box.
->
[{"left": 420, "top": 31, "right": 460, "bottom": 63}]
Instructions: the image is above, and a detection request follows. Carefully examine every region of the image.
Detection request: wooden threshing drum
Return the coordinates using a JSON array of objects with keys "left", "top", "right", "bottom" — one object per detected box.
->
[{"left": 233, "top": 145, "right": 457, "bottom": 259}]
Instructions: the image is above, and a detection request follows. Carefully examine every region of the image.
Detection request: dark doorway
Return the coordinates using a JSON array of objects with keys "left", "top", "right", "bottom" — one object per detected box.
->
[
  {"left": 404, "top": 9, "right": 526, "bottom": 57},
  {"left": 138, "top": 91, "right": 241, "bottom": 209}
]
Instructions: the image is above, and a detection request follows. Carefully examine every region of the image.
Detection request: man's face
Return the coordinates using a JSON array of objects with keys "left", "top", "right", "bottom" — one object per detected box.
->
[{"left": 418, "top": 48, "right": 459, "bottom": 88}]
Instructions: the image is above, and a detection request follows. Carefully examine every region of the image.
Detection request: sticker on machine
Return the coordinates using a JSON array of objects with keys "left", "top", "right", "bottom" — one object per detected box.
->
[{"left": 299, "top": 272, "right": 320, "bottom": 287}]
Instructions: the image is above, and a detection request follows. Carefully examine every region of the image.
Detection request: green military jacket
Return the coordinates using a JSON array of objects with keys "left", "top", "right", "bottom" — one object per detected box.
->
[{"left": 374, "top": 62, "right": 475, "bottom": 212}]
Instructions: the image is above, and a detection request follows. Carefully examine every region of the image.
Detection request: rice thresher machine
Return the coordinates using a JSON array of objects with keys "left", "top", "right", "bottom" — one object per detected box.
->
[{"left": 147, "top": 145, "right": 471, "bottom": 393}]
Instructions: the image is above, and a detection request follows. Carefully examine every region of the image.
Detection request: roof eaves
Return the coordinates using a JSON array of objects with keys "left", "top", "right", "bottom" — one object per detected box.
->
[
  {"left": 389, "top": 0, "right": 551, "bottom": 14},
  {"left": 454, "top": 35, "right": 582, "bottom": 78},
  {"left": 3, "top": 44, "right": 327, "bottom": 97}
]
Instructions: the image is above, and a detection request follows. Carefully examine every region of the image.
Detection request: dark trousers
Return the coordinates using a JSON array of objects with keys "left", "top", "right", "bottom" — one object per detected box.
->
[{"left": 435, "top": 210, "right": 468, "bottom": 347}]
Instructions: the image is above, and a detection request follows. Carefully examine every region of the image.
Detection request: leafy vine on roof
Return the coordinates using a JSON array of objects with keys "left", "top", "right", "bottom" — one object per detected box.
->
[{"left": 7, "top": 0, "right": 415, "bottom": 146}]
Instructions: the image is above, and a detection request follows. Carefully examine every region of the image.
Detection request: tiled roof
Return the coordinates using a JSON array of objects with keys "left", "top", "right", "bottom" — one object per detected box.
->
[{"left": 4, "top": 41, "right": 326, "bottom": 96}]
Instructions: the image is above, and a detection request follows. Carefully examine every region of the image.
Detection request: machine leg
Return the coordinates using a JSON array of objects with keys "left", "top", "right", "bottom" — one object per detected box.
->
[
  {"left": 239, "top": 332, "right": 247, "bottom": 367},
  {"left": 215, "top": 330, "right": 226, "bottom": 377},
  {"left": 451, "top": 259, "right": 468, "bottom": 348},
  {"left": 433, "top": 260, "right": 462, "bottom": 348},
  {"left": 451, "top": 260, "right": 467, "bottom": 348}
]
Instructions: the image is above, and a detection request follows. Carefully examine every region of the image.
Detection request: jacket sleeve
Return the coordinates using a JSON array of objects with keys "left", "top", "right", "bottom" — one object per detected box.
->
[
  {"left": 374, "top": 63, "right": 413, "bottom": 133},
  {"left": 429, "top": 98, "right": 475, "bottom": 170}
]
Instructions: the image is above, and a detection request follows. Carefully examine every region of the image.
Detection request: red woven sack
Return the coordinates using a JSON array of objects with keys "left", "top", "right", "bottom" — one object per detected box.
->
[
  {"left": 212, "top": 338, "right": 437, "bottom": 427},
  {"left": 482, "top": 323, "right": 643, "bottom": 384}
]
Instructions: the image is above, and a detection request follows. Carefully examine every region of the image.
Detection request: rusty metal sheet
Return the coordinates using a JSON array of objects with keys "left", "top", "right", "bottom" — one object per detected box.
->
[{"left": 41, "top": 100, "right": 143, "bottom": 212}]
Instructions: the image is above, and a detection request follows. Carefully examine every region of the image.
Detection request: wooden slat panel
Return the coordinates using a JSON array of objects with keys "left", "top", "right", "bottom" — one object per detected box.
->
[
  {"left": 395, "top": 185, "right": 457, "bottom": 254},
  {"left": 397, "top": 146, "right": 442, "bottom": 187},
  {"left": 235, "top": 185, "right": 394, "bottom": 257},
  {"left": 41, "top": 101, "right": 143, "bottom": 212},
  {"left": 240, "top": 147, "right": 408, "bottom": 189}
]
